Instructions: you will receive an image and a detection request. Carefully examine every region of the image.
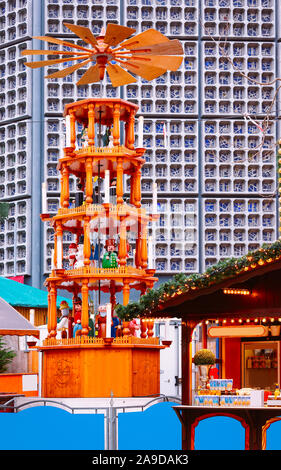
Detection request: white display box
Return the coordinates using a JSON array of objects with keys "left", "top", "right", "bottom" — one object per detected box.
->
[{"left": 250, "top": 390, "right": 264, "bottom": 407}]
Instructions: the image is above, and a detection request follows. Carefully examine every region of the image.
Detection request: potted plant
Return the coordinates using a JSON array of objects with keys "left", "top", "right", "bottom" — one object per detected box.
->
[{"left": 193, "top": 349, "right": 216, "bottom": 389}]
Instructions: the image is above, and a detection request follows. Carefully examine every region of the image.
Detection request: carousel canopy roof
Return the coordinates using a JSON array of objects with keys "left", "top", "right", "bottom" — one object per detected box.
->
[
  {"left": 0, "top": 277, "right": 72, "bottom": 309},
  {"left": 0, "top": 296, "right": 40, "bottom": 337}
]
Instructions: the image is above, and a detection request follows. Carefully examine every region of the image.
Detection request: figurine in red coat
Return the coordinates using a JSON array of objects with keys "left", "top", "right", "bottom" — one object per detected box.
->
[{"left": 95, "top": 305, "right": 108, "bottom": 338}]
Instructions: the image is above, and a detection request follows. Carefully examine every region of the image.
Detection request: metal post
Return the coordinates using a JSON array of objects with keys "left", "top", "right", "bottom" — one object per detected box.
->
[{"left": 108, "top": 392, "right": 118, "bottom": 450}]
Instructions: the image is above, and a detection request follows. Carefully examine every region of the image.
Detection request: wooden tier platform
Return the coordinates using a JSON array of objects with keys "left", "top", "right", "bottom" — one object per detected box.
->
[
  {"left": 39, "top": 336, "right": 165, "bottom": 398},
  {"left": 59, "top": 145, "right": 145, "bottom": 177}
]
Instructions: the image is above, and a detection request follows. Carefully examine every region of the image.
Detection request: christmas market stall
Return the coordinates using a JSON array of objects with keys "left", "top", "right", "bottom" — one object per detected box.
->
[
  {"left": 0, "top": 295, "right": 40, "bottom": 401},
  {"left": 118, "top": 241, "right": 281, "bottom": 449}
]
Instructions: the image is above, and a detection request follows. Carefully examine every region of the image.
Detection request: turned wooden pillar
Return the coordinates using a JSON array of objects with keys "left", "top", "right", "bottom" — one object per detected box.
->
[
  {"left": 140, "top": 223, "right": 148, "bottom": 269},
  {"left": 48, "top": 283, "right": 57, "bottom": 338},
  {"left": 81, "top": 279, "right": 89, "bottom": 335},
  {"left": 124, "top": 122, "right": 129, "bottom": 148},
  {"left": 88, "top": 104, "right": 95, "bottom": 146},
  {"left": 134, "top": 165, "right": 141, "bottom": 209},
  {"left": 60, "top": 163, "right": 69, "bottom": 208},
  {"left": 130, "top": 169, "right": 136, "bottom": 205},
  {"left": 127, "top": 110, "right": 135, "bottom": 150},
  {"left": 135, "top": 218, "right": 142, "bottom": 269},
  {"left": 123, "top": 280, "right": 130, "bottom": 306},
  {"left": 140, "top": 284, "right": 147, "bottom": 296},
  {"left": 85, "top": 158, "right": 93, "bottom": 204},
  {"left": 110, "top": 286, "right": 117, "bottom": 311},
  {"left": 116, "top": 157, "right": 123, "bottom": 205},
  {"left": 69, "top": 110, "right": 76, "bottom": 149},
  {"left": 83, "top": 216, "right": 91, "bottom": 266},
  {"left": 113, "top": 103, "right": 120, "bottom": 146},
  {"left": 118, "top": 217, "right": 127, "bottom": 266}
]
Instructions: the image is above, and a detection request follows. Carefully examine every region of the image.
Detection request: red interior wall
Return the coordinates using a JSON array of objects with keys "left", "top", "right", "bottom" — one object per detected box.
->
[{"left": 224, "top": 338, "right": 241, "bottom": 389}]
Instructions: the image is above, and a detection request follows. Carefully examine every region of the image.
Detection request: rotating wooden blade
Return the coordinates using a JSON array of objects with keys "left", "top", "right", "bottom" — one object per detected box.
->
[
  {"left": 22, "top": 49, "right": 86, "bottom": 56},
  {"left": 119, "top": 60, "right": 166, "bottom": 81},
  {"left": 34, "top": 36, "right": 93, "bottom": 53},
  {"left": 127, "top": 55, "right": 183, "bottom": 71},
  {"left": 106, "top": 63, "right": 137, "bottom": 87},
  {"left": 45, "top": 58, "right": 92, "bottom": 79},
  {"left": 77, "top": 64, "right": 100, "bottom": 85},
  {"left": 24, "top": 55, "right": 89, "bottom": 69},
  {"left": 129, "top": 39, "right": 183, "bottom": 56},
  {"left": 119, "top": 29, "right": 168, "bottom": 50},
  {"left": 63, "top": 22, "right": 98, "bottom": 48},
  {"left": 103, "top": 23, "right": 136, "bottom": 47}
]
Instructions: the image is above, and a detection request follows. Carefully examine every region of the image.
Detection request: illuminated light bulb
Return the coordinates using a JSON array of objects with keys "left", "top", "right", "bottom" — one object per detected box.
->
[
  {"left": 231, "top": 319, "right": 234, "bottom": 323},
  {"left": 270, "top": 318, "right": 275, "bottom": 323},
  {"left": 223, "top": 288, "right": 250, "bottom": 296},
  {"left": 262, "top": 318, "right": 267, "bottom": 323},
  {"left": 254, "top": 318, "right": 258, "bottom": 323},
  {"left": 239, "top": 319, "right": 242, "bottom": 323},
  {"left": 258, "top": 259, "right": 264, "bottom": 266},
  {"left": 246, "top": 319, "right": 250, "bottom": 323},
  {"left": 205, "top": 320, "right": 209, "bottom": 324},
  {"left": 223, "top": 319, "right": 227, "bottom": 324},
  {"left": 215, "top": 320, "right": 219, "bottom": 324}
]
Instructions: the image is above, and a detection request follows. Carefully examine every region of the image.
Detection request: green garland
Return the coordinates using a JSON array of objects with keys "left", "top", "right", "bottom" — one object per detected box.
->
[{"left": 116, "top": 240, "right": 281, "bottom": 321}]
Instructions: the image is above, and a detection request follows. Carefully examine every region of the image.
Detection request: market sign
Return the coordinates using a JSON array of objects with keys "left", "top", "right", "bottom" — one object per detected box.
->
[{"left": 208, "top": 325, "right": 267, "bottom": 338}]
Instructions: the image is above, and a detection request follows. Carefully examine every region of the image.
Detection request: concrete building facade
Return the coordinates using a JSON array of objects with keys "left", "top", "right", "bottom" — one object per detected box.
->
[{"left": 0, "top": 0, "right": 279, "bottom": 289}]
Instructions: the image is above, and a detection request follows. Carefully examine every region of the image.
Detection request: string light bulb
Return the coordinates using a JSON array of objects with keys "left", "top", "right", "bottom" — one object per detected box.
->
[{"left": 223, "top": 288, "right": 250, "bottom": 296}]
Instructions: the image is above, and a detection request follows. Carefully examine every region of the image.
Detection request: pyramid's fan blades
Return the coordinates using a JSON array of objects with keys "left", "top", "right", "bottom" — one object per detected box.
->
[{"left": 22, "top": 23, "right": 183, "bottom": 87}]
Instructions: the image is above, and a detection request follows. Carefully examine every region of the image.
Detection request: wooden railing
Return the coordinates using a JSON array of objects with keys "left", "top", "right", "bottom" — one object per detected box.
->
[
  {"left": 43, "top": 336, "right": 159, "bottom": 347},
  {"left": 57, "top": 204, "right": 144, "bottom": 218},
  {"left": 63, "top": 265, "right": 144, "bottom": 276},
  {"left": 74, "top": 145, "right": 134, "bottom": 155}
]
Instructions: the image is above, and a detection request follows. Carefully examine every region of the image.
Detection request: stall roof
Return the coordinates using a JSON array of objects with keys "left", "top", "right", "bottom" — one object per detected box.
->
[
  {"left": 0, "top": 296, "right": 40, "bottom": 337},
  {"left": 156, "top": 241, "right": 281, "bottom": 320},
  {"left": 119, "top": 240, "right": 281, "bottom": 321},
  {"left": 0, "top": 277, "right": 72, "bottom": 309}
]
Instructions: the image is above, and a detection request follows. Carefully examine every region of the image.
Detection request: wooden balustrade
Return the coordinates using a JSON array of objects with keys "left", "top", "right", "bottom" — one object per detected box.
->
[{"left": 43, "top": 336, "right": 159, "bottom": 347}]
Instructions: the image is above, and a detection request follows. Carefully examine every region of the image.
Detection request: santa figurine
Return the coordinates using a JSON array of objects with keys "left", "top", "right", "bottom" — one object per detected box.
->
[
  {"left": 68, "top": 242, "right": 78, "bottom": 268},
  {"left": 95, "top": 305, "right": 108, "bottom": 338},
  {"left": 102, "top": 239, "right": 118, "bottom": 269}
]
